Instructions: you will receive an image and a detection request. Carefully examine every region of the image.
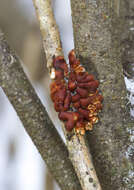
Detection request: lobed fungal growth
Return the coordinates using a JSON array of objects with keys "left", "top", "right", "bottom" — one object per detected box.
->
[{"left": 50, "top": 50, "right": 103, "bottom": 135}]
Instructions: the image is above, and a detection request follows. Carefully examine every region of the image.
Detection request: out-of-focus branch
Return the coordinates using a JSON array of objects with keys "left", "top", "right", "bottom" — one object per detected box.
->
[
  {"left": 32, "top": 0, "right": 102, "bottom": 189},
  {"left": 0, "top": 29, "right": 81, "bottom": 190}
]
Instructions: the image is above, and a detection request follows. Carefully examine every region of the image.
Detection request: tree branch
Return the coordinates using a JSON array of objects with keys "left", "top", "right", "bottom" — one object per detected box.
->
[
  {"left": 32, "top": 0, "right": 63, "bottom": 70},
  {"left": 71, "top": 0, "right": 134, "bottom": 189},
  {"left": 32, "top": 0, "right": 102, "bottom": 189},
  {"left": 0, "top": 29, "right": 81, "bottom": 190}
]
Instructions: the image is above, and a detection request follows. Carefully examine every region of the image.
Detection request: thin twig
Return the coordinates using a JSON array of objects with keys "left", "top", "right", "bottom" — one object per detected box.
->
[
  {"left": 67, "top": 135, "right": 102, "bottom": 190},
  {"left": 0, "top": 29, "right": 81, "bottom": 190},
  {"left": 45, "top": 170, "right": 54, "bottom": 190},
  {"left": 32, "top": 0, "right": 102, "bottom": 189},
  {"left": 32, "top": 0, "right": 63, "bottom": 70}
]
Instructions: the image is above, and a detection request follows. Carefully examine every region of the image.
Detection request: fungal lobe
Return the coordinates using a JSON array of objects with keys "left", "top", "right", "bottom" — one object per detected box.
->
[
  {"left": 53, "top": 56, "right": 68, "bottom": 76},
  {"left": 72, "top": 93, "right": 81, "bottom": 103},
  {"left": 64, "top": 91, "right": 72, "bottom": 111},
  {"left": 76, "top": 87, "right": 89, "bottom": 98},
  {"left": 59, "top": 112, "right": 79, "bottom": 131}
]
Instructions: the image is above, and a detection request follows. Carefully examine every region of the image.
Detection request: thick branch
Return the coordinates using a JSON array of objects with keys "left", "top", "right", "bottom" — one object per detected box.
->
[
  {"left": 71, "top": 0, "right": 134, "bottom": 189},
  {"left": 0, "top": 29, "right": 81, "bottom": 190},
  {"left": 32, "top": 0, "right": 102, "bottom": 189}
]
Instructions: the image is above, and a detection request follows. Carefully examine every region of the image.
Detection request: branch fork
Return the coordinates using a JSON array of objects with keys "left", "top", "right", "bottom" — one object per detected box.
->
[{"left": 32, "top": 0, "right": 102, "bottom": 189}]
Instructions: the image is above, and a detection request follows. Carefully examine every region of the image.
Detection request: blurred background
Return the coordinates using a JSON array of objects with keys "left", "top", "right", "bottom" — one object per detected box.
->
[
  {"left": 1, "top": 0, "right": 134, "bottom": 190},
  {"left": 0, "top": 0, "right": 74, "bottom": 190}
]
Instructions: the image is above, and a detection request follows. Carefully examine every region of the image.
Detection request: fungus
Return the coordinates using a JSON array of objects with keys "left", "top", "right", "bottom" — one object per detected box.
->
[
  {"left": 77, "top": 74, "right": 95, "bottom": 83},
  {"left": 54, "top": 102, "right": 64, "bottom": 112},
  {"left": 50, "top": 49, "right": 103, "bottom": 134},
  {"left": 78, "top": 108, "right": 90, "bottom": 120},
  {"left": 76, "top": 72, "right": 88, "bottom": 82},
  {"left": 80, "top": 97, "right": 91, "bottom": 108},
  {"left": 59, "top": 112, "right": 79, "bottom": 131},
  {"left": 55, "top": 69, "right": 64, "bottom": 80},
  {"left": 73, "top": 101, "right": 81, "bottom": 109},
  {"left": 72, "top": 93, "right": 81, "bottom": 103},
  {"left": 53, "top": 56, "right": 68, "bottom": 76},
  {"left": 76, "top": 87, "right": 89, "bottom": 98},
  {"left": 77, "top": 80, "right": 99, "bottom": 90},
  {"left": 68, "top": 81, "right": 77, "bottom": 91},
  {"left": 63, "top": 91, "right": 72, "bottom": 111}
]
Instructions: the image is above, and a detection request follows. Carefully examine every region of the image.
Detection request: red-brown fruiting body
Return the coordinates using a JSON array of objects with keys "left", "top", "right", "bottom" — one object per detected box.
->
[
  {"left": 76, "top": 72, "right": 88, "bottom": 82},
  {"left": 69, "top": 72, "right": 76, "bottom": 81},
  {"left": 70, "top": 60, "right": 80, "bottom": 70},
  {"left": 54, "top": 102, "right": 64, "bottom": 112},
  {"left": 74, "top": 65, "right": 85, "bottom": 73},
  {"left": 68, "top": 49, "right": 76, "bottom": 65},
  {"left": 59, "top": 112, "right": 79, "bottom": 131},
  {"left": 53, "top": 56, "right": 68, "bottom": 76},
  {"left": 51, "top": 88, "right": 67, "bottom": 103},
  {"left": 73, "top": 101, "right": 81, "bottom": 109},
  {"left": 96, "top": 94, "right": 103, "bottom": 102},
  {"left": 76, "top": 121, "right": 85, "bottom": 129},
  {"left": 55, "top": 69, "right": 64, "bottom": 80},
  {"left": 76, "top": 87, "right": 89, "bottom": 98},
  {"left": 50, "top": 80, "right": 65, "bottom": 94},
  {"left": 78, "top": 74, "right": 95, "bottom": 83},
  {"left": 80, "top": 94, "right": 103, "bottom": 108},
  {"left": 71, "top": 94, "right": 81, "bottom": 103},
  {"left": 64, "top": 92, "right": 72, "bottom": 111},
  {"left": 93, "top": 102, "right": 102, "bottom": 110},
  {"left": 68, "top": 50, "right": 85, "bottom": 73},
  {"left": 88, "top": 93, "right": 103, "bottom": 105},
  {"left": 78, "top": 108, "right": 90, "bottom": 120},
  {"left": 68, "top": 81, "right": 77, "bottom": 91},
  {"left": 78, "top": 80, "right": 99, "bottom": 90},
  {"left": 80, "top": 97, "right": 91, "bottom": 108},
  {"left": 50, "top": 50, "right": 103, "bottom": 133},
  {"left": 68, "top": 72, "right": 77, "bottom": 91}
]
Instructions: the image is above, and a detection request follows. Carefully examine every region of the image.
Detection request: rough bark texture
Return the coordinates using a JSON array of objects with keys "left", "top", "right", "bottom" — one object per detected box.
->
[
  {"left": 71, "top": 0, "right": 134, "bottom": 189},
  {"left": 0, "top": 30, "right": 82, "bottom": 190},
  {"left": 122, "top": 1, "right": 134, "bottom": 79}
]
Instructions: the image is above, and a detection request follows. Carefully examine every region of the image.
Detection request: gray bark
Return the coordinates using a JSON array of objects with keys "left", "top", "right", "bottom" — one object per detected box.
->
[
  {"left": 71, "top": 0, "right": 134, "bottom": 189},
  {"left": 122, "top": 1, "right": 134, "bottom": 78},
  {"left": 0, "top": 29, "right": 81, "bottom": 190}
]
